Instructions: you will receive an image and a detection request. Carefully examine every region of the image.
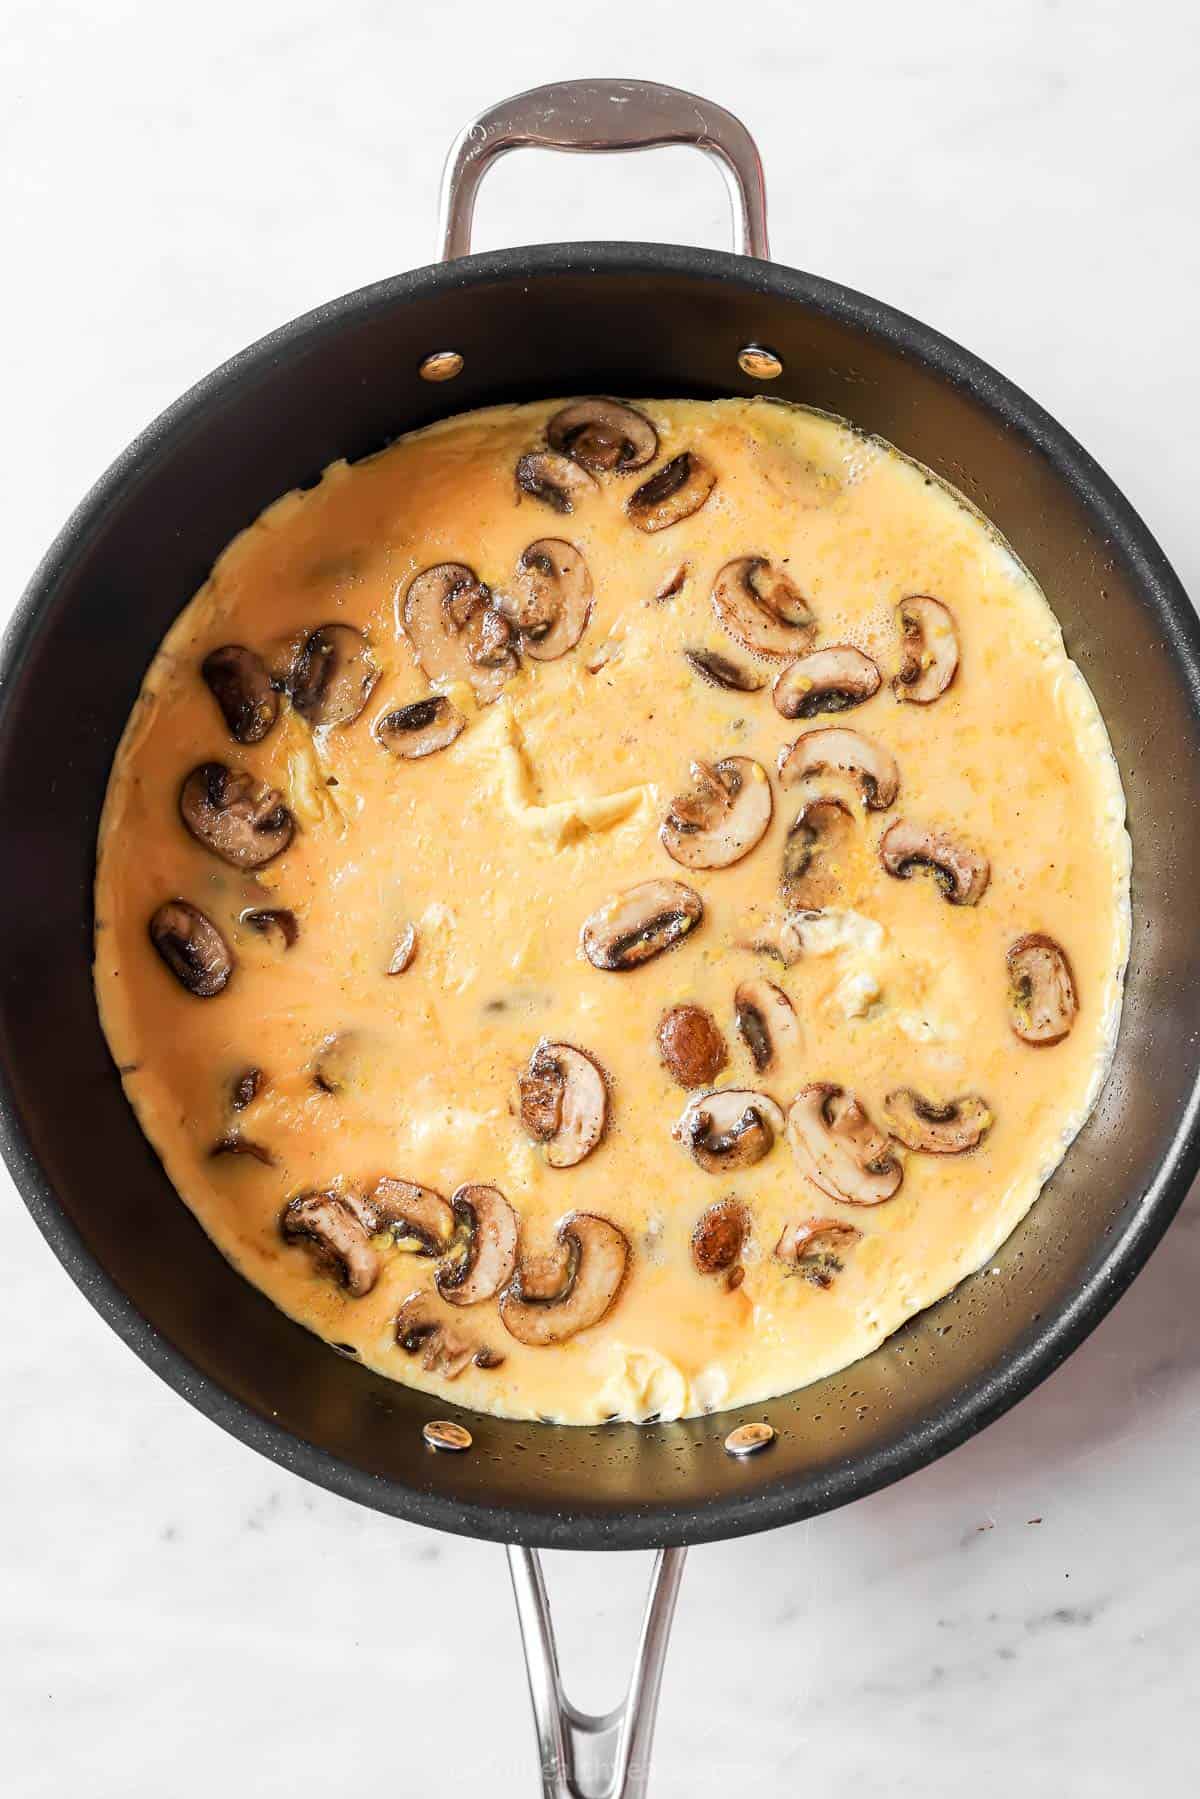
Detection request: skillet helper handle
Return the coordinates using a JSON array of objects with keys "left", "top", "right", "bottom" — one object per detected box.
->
[
  {"left": 439, "top": 78, "right": 769, "bottom": 261},
  {"left": 508, "top": 1544, "right": 688, "bottom": 1799}
]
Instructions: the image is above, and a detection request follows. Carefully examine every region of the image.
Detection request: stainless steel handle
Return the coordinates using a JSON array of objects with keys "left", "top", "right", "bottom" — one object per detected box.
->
[
  {"left": 508, "top": 1544, "right": 688, "bottom": 1799},
  {"left": 440, "top": 78, "right": 769, "bottom": 261}
]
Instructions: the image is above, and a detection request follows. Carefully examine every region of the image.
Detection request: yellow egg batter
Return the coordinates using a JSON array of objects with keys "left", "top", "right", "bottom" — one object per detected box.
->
[{"left": 93, "top": 397, "right": 1130, "bottom": 1423}]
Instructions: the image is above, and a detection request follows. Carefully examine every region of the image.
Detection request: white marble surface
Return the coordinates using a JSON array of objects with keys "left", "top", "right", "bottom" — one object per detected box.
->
[{"left": 4, "top": 2, "right": 1200, "bottom": 1793}]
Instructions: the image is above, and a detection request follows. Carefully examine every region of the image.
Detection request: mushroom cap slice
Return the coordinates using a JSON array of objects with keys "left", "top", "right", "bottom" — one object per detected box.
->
[
  {"left": 180, "top": 762, "right": 294, "bottom": 869},
  {"left": 436, "top": 1184, "right": 520, "bottom": 1306},
  {"left": 289, "top": 624, "right": 378, "bottom": 727},
  {"left": 149, "top": 899, "right": 232, "bottom": 997},
  {"left": 395, "top": 1291, "right": 502, "bottom": 1377},
  {"left": 894, "top": 595, "right": 959, "bottom": 704},
  {"left": 582, "top": 879, "right": 703, "bottom": 971},
  {"left": 661, "top": 756, "right": 773, "bottom": 871},
  {"left": 201, "top": 645, "right": 279, "bottom": 744},
  {"left": 692, "top": 1199, "right": 748, "bottom": 1275},
  {"left": 781, "top": 795, "right": 854, "bottom": 907},
  {"left": 371, "top": 1176, "right": 456, "bottom": 1252},
  {"left": 627, "top": 453, "right": 717, "bottom": 532},
  {"left": 657, "top": 1004, "right": 728, "bottom": 1089},
  {"left": 241, "top": 906, "right": 298, "bottom": 950},
  {"left": 502, "top": 539, "right": 594, "bottom": 661},
  {"left": 516, "top": 450, "right": 599, "bottom": 513},
  {"left": 403, "top": 563, "right": 519, "bottom": 704},
  {"left": 736, "top": 911, "right": 808, "bottom": 968},
  {"left": 788, "top": 1085, "right": 902, "bottom": 1206},
  {"left": 777, "top": 727, "right": 900, "bottom": 810},
  {"left": 547, "top": 398, "right": 658, "bottom": 473},
  {"left": 884, "top": 1088, "right": 993, "bottom": 1154},
  {"left": 774, "top": 645, "right": 882, "bottom": 720},
  {"left": 500, "top": 1212, "right": 630, "bottom": 1346},
  {"left": 734, "top": 978, "right": 800, "bottom": 1074},
  {"left": 683, "top": 647, "right": 766, "bottom": 693},
  {"left": 711, "top": 557, "right": 818, "bottom": 660},
  {"left": 879, "top": 818, "right": 990, "bottom": 906},
  {"left": 674, "top": 1089, "right": 786, "bottom": 1174},
  {"left": 518, "top": 1040, "right": 609, "bottom": 1168},
  {"left": 1007, "top": 933, "right": 1078, "bottom": 1045},
  {"left": 375, "top": 695, "right": 465, "bottom": 759},
  {"left": 282, "top": 1189, "right": 380, "bottom": 1297},
  {"left": 774, "top": 1216, "right": 862, "bottom": 1287}
]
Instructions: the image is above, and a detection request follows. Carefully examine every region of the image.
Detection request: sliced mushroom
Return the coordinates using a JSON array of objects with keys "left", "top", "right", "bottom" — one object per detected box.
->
[
  {"left": 387, "top": 923, "right": 417, "bottom": 975},
  {"left": 711, "top": 557, "right": 817, "bottom": 660},
  {"left": 311, "top": 1031, "right": 358, "bottom": 1094},
  {"left": 148, "top": 900, "right": 232, "bottom": 997},
  {"left": 655, "top": 564, "right": 689, "bottom": 603},
  {"left": 674, "top": 1089, "right": 786, "bottom": 1174},
  {"left": 657, "top": 1003, "right": 729, "bottom": 1089},
  {"left": 884, "top": 1088, "right": 993, "bottom": 1154},
  {"left": 518, "top": 1040, "right": 608, "bottom": 1167},
  {"left": 241, "top": 906, "right": 299, "bottom": 950},
  {"left": 781, "top": 795, "right": 854, "bottom": 906},
  {"left": 375, "top": 696, "right": 465, "bottom": 759},
  {"left": 628, "top": 453, "right": 716, "bottom": 532},
  {"left": 179, "top": 763, "right": 294, "bottom": 869},
  {"left": 777, "top": 728, "right": 899, "bottom": 810},
  {"left": 734, "top": 978, "right": 800, "bottom": 1073},
  {"left": 371, "top": 1176, "right": 456, "bottom": 1252},
  {"left": 774, "top": 1216, "right": 862, "bottom": 1288},
  {"left": 499, "top": 1213, "right": 630, "bottom": 1346},
  {"left": 231, "top": 1067, "right": 264, "bottom": 1109},
  {"left": 289, "top": 624, "right": 378, "bottom": 727},
  {"left": 894, "top": 595, "right": 959, "bottom": 704},
  {"left": 501, "top": 540, "right": 593, "bottom": 660},
  {"left": 660, "top": 756, "right": 773, "bottom": 871},
  {"left": 209, "top": 1134, "right": 274, "bottom": 1166},
  {"left": 396, "top": 1291, "right": 502, "bottom": 1377},
  {"left": 691, "top": 1199, "right": 748, "bottom": 1276},
  {"left": 403, "top": 563, "right": 518, "bottom": 704},
  {"left": 547, "top": 398, "right": 658, "bottom": 473},
  {"left": 516, "top": 450, "right": 599, "bottom": 513},
  {"left": 582, "top": 879, "right": 703, "bottom": 971},
  {"left": 281, "top": 1189, "right": 381, "bottom": 1297},
  {"left": 436, "top": 1184, "right": 519, "bottom": 1305},
  {"left": 879, "top": 818, "right": 990, "bottom": 906},
  {"left": 736, "top": 911, "right": 807, "bottom": 968},
  {"left": 773, "top": 646, "right": 881, "bottom": 720},
  {"left": 683, "top": 647, "right": 766, "bottom": 693},
  {"left": 1007, "top": 933, "right": 1078, "bottom": 1045},
  {"left": 787, "top": 1084, "right": 902, "bottom": 1206},
  {"left": 201, "top": 645, "right": 279, "bottom": 744}
]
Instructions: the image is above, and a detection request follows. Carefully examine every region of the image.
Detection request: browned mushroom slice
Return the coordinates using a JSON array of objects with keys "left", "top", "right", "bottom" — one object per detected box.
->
[
  {"left": 149, "top": 900, "right": 232, "bottom": 997},
  {"left": 503, "top": 540, "right": 594, "bottom": 660},
  {"left": 375, "top": 696, "right": 465, "bottom": 759},
  {"left": 387, "top": 923, "right": 417, "bottom": 974},
  {"left": 290, "top": 624, "right": 378, "bottom": 726},
  {"left": 371, "top": 1176, "right": 456, "bottom": 1252},
  {"left": 884, "top": 1088, "right": 993, "bottom": 1153},
  {"left": 395, "top": 1291, "right": 502, "bottom": 1377},
  {"left": 674, "top": 1089, "right": 786, "bottom": 1174},
  {"left": 281, "top": 1189, "right": 381, "bottom": 1297},
  {"left": 582, "top": 879, "right": 703, "bottom": 971},
  {"left": 518, "top": 1040, "right": 609, "bottom": 1167},
  {"left": 734, "top": 979, "right": 800, "bottom": 1074},
  {"left": 500, "top": 1213, "right": 630, "bottom": 1346},
  {"left": 879, "top": 818, "right": 990, "bottom": 906},
  {"left": 179, "top": 763, "right": 294, "bottom": 869},
  {"left": 516, "top": 450, "right": 598, "bottom": 514},
  {"left": 628, "top": 453, "right": 716, "bottom": 532},
  {"left": 711, "top": 557, "right": 818, "bottom": 660},
  {"left": 231, "top": 1067, "right": 264, "bottom": 1109},
  {"left": 201, "top": 645, "right": 279, "bottom": 744},
  {"left": 787, "top": 1084, "right": 902, "bottom": 1206},
  {"left": 661, "top": 757, "right": 773, "bottom": 871},
  {"left": 657, "top": 1003, "right": 728, "bottom": 1089},
  {"left": 547, "top": 398, "right": 658, "bottom": 473},
  {"left": 691, "top": 1199, "right": 748, "bottom": 1275},
  {"left": 774, "top": 1216, "right": 862, "bottom": 1288},
  {"left": 209, "top": 1134, "right": 274, "bottom": 1166},
  {"left": 241, "top": 906, "right": 298, "bottom": 949},
  {"left": 403, "top": 563, "right": 518, "bottom": 704},
  {"left": 436, "top": 1184, "right": 519, "bottom": 1306},
  {"left": 894, "top": 595, "right": 959, "bottom": 704},
  {"left": 683, "top": 647, "right": 766, "bottom": 693},
  {"left": 1007, "top": 933, "right": 1078, "bottom": 1045},
  {"left": 781, "top": 796, "right": 854, "bottom": 906},
  {"left": 777, "top": 728, "right": 899, "bottom": 810},
  {"left": 773, "top": 646, "right": 881, "bottom": 720}
]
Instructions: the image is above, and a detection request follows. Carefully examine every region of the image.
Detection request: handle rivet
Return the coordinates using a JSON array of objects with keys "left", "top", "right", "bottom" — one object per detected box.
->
[
  {"left": 738, "top": 345, "right": 783, "bottom": 381},
  {"left": 424, "top": 1418, "right": 473, "bottom": 1452},
  {"left": 724, "top": 1421, "right": 775, "bottom": 1456},
  {"left": 419, "top": 350, "right": 464, "bottom": 383}
]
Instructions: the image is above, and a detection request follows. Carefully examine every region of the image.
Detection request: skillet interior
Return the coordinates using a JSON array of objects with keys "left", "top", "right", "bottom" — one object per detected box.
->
[{"left": 3, "top": 244, "right": 1199, "bottom": 1549}]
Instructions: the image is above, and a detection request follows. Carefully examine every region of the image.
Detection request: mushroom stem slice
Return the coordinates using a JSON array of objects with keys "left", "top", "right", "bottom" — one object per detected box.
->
[
  {"left": 518, "top": 1041, "right": 609, "bottom": 1168},
  {"left": 149, "top": 900, "right": 233, "bottom": 997},
  {"left": 774, "top": 1216, "right": 863, "bottom": 1287},
  {"left": 371, "top": 1177, "right": 456, "bottom": 1252},
  {"left": 547, "top": 398, "right": 658, "bottom": 473},
  {"left": 734, "top": 978, "right": 800, "bottom": 1074},
  {"left": 1007, "top": 933, "right": 1078, "bottom": 1045},
  {"left": 683, "top": 648, "right": 766, "bottom": 693},
  {"left": 777, "top": 727, "right": 900, "bottom": 811},
  {"left": 894, "top": 595, "right": 959, "bottom": 704},
  {"left": 395, "top": 1292, "right": 502, "bottom": 1378},
  {"left": 787, "top": 1084, "right": 903, "bottom": 1206},
  {"left": 582, "top": 879, "right": 704, "bottom": 972},
  {"left": 674, "top": 1089, "right": 786, "bottom": 1174},
  {"left": 781, "top": 795, "right": 854, "bottom": 907},
  {"left": 500, "top": 1213, "right": 631, "bottom": 1347},
  {"left": 879, "top": 818, "right": 990, "bottom": 906},
  {"left": 883, "top": 1088, "right": 993, "bottom": 1154},
  {"left": 436, "top": 1184, "right": 520, "bottom": 1306},
  {"left": 627, "top": 452, "right": 717, "bottom": 532},
  {"left": 375, "top": 696, "right": 466, "bottom": 759},
  {"left": 711, "top": 557, "right": 818, "bottom": 660},
  {"left": 661, "top": 756, "right": 774, "bottom": 871},
  {"left": 179, "top": 763, "right": 295, "bottom": 869},
  {"left": 289, "top": 624, "right": 379, "bottom": 727},
  {"left": 691, "top": 1199, "right": 748, "bottom": 1275},
  {"left": 773, "top": 646, "right": 882, "bottom": 720},
  {"left": 281, "top": 1190, "right": 380, "bottom": 1297},
  {"left": 516, "top": 450, "right": 599, "bottom": 513},
  {"left": 201, "top": 645, "right": 280, "bottom": 744},
  {"left": 501, "top": 539, "right": 594, "bottom": 661},
  {"left": 403, "top": 563, "right": 519, "bottom": 704}
]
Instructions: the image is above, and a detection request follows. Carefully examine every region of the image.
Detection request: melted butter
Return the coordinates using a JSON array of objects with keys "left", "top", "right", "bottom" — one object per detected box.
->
[{"left": 93, "top": 398, "right": 1130, "bottom": 1424}]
